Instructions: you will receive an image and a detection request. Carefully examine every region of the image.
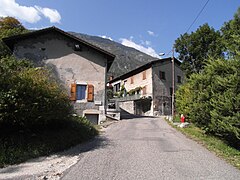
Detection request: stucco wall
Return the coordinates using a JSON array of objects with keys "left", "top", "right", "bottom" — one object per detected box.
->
[
  {"left": 113, "top": 68, "right": 154, "bottom": 116},
  {"left": 152, "top": 60, "right": 184, "bottom": 115},
  {"left": 12, "top": 32, "right": 108, "bottom": 123},
  {"left": 123, "top": 68, "right": 153, "bottom": 96},
  {"left": 119, "top": 101, "right": 135, "bottom": 116}
]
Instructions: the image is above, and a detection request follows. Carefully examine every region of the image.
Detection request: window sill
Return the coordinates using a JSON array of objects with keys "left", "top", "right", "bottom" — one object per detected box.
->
[{"left": 76, "top": 100, "right": 87, "bottom": 103}]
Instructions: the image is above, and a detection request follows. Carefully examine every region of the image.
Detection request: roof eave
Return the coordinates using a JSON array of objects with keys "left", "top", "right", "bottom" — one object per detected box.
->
[{"left": 2, "top": 26, "right": 115, "bottom": 60}]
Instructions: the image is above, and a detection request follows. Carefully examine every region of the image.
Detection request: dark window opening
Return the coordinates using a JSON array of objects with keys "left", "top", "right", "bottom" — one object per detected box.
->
[
  {"left": 159, "top": 71, "right": 166, "bottom": 80},
  {"left": 114, "top": 83, "right": 121, "bottom": 93},
  {"left": 170, "top": 87, "right": 173, "bottom": 96},
  {"left": 177, "top": 76, "right": 182, "bottom": 83}
]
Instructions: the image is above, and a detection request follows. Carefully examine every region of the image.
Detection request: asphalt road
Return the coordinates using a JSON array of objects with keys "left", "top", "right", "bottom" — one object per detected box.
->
[{"left": 61, "top": 117, "right": 240, "bottom": 180}]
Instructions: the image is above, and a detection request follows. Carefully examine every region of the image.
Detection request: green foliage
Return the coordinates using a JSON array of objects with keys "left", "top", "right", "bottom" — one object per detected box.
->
[
  {"left": 0, "top": 56, "right": 73, "bottom": 130},
  {"left": 119, "top": 84, "right": 125, "bottom": 97},
  {"left": 106, "top": 88, "right": 113, "bottom": 100},
  {"left": 0, "top": 17, "right": 28, "bottom": 57},
  {"left": 128, "top": 86, "right": 142, "bottom": 96},
  {"left": 0, "top": 116, "right": 98, "bottom": 167},
  {"left": 221, "top": 7, "right": 240, "bottom": 59},
  {"left": 176, "top": 56, "right": 240, "bottom": 148},
  {"left": 175, "top": 23, "right": 223, "bottom": 77},
  {"left": 128, "top": 89, "right": 136, "bottom": 96}
]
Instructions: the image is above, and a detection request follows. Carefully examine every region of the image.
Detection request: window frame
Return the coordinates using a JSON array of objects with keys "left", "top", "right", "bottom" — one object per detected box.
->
[{"left": 75, "top": 82, "right": 87, "bottom": 102}]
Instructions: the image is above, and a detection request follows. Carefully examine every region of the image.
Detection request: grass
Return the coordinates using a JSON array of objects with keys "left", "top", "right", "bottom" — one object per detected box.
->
[
  {"left": 168, "top": 119, "right": 240, "bottom": 170},
  {"left": 0, "top": 116, "right": 98, "bottom": 168}
]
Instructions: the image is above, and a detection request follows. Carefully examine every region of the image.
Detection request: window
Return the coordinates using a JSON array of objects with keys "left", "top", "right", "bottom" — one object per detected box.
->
[
  {"left": 130, "top": 76, "right": 134, "bottom": 84},
  {"left": 114, "top": 83, "right": 120, "bottom": 93},
  {"left": 76, "top": 84, "right": 87, "bottom": 100},
  {"left": 159, "top": 71, "right": 166, "bottom": 80},
  {"left": 70, "top": 83, "right": 94, "bottom": 102},
  {"left": 177, "top": 76, "right": 182, "bottom": 83},
  {"left": 142, "top": 70, "right": 146, "bottom": 80}
]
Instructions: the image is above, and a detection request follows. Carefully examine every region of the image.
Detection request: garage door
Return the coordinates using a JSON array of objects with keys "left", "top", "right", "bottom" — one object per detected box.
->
[{"left": 85, "top": 114, "right": 99, "bottom": 125}]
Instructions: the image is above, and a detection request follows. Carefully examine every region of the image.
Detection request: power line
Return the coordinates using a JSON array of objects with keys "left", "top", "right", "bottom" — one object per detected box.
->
[
  {"left": 186, "top": 0, "right": 210, "bottom": 33},
  {"left": 164, "top": 0, "right": 210, "bottom": 57}
]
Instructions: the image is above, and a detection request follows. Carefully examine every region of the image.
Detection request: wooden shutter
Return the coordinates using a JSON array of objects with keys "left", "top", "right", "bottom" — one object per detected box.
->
[
  {"left": 142, "top": 86, "right": 147, "bottom": 95},
  {"left": 143, "top": 70, "right": 146, "bottom": 80},
  {"left": 130, "top": 76, "right": 134, "bottom": 84},
  {"left": 87, "top": 84, "right": 94, "bottom": 102},
  {"left": 70, "top": 83, "right": 77, "bottom": 101}
]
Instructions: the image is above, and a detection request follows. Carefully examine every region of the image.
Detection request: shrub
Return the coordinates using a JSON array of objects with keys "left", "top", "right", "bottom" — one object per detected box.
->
[
  {"left": 176, "top": 56, "right": 240, "bottom": 148},
  {"left": 0, "top": 56, "right": 72, "bottom": 130}
]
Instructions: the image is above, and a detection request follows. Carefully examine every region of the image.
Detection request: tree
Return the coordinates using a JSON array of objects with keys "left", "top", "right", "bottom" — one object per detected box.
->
[
  {"left": 221, "top": 7, "right": 240, "bottom": 59},
  {"left": 174, "top": 23, "right": 223, "bottom": 77},
  {"left": 0, "top": 17, "right": 27, "bottom": 57},
  {"left": 176, "top": 54, "right": 240, "bottom": 148},
  {"left": 175, "top": 7, "right": 240, "bottom": 149}
]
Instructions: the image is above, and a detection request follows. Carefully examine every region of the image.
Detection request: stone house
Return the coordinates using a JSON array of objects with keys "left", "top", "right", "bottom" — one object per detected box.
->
[
  {"left": 108, "top": 57, "right": 184, "bottom": 117},
  {"left": 3, "top": 26, "right": 115, "bottom": 124}
]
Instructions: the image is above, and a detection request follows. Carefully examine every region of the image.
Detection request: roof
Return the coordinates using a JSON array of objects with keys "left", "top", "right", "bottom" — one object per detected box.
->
[
  {"left": 2, "top": 26, "right": 115, "bottom": 60},
  {"left": 108, "top": 57, "right": 182, "bottom": 83}
]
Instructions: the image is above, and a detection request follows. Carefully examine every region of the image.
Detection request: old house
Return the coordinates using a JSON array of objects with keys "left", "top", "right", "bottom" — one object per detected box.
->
[
  {"left": 3, "top": 26, "right": 115, "bottom": 124},
  {"left": 108, "top": 57, "right": 184, "bottom": 117}
]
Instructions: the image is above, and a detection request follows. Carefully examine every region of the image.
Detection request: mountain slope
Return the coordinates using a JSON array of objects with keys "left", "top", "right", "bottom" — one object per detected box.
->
[{"left": 69, "top": 32, "right": 158, "bottom": 78}]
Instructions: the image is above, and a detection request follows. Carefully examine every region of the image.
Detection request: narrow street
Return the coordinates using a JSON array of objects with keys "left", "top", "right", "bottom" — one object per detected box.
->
[{"left": 61, "top": 117, "right": 240, "bottom": 180}]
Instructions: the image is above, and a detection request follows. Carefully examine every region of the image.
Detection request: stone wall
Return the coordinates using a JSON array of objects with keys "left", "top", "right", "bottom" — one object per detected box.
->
[{"left": 152, "top": 60, "right": 184, "bottom": 115}]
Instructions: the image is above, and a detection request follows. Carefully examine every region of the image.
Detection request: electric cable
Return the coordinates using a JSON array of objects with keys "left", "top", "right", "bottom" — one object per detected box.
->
[{"left": 186, "top": 0, "right": 210, "bottom": 33}]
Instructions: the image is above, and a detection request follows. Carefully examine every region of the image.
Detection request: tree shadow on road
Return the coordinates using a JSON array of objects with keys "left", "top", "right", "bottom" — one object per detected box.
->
[{"left": 60, "top": 135, "right": 112, "bottom": 157}]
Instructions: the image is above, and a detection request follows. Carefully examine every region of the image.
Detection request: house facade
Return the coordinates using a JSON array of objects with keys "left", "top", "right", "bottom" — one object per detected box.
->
[
  {"left": 108, "top": 58, "right": 184, "bottom": 117},
  {"left": 3, "top": 27, "right": 115, "bottom": 124}
]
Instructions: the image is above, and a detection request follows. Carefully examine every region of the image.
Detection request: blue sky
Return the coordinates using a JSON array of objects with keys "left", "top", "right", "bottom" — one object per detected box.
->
[{"left": 0, "top": 0, "right": 239, "bottom": 58}]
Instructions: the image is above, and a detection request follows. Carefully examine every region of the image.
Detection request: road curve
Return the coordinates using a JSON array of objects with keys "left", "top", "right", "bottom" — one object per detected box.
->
[{"left": 62, "top": 117, "right": 240, "bottom": 180}]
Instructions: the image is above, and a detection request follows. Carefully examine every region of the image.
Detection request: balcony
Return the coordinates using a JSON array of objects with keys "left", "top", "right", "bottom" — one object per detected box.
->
[{"left": 111, "top": 94, "right": 144, "bottom": 102}]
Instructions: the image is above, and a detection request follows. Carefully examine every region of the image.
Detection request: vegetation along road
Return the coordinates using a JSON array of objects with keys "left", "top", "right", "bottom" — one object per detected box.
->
[{"left": 62, "top": 117, "right": 240, "bottom": 180}]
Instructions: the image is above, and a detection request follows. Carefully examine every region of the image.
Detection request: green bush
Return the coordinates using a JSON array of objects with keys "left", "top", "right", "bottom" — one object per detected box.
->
[
  {"left": 0, "top": 56, "right": 72, "bottom": 130},
  {"left": 176, "top": 56, "right": 240, "bottom": 148},
  {"left": 0, "top": 116, "right": 98, "bottom": 167}
]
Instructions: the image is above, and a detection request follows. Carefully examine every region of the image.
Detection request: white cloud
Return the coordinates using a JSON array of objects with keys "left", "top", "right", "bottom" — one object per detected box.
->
[
  {"left": 35, "top": 6, "right": 61, "bottom": 23},
  {"left": 99, "top": 35, "right": 113, "bottom": 41},
  {"left": 147, "top": 30, "right": 154, "bottom": 36},
  {"left": 120, "top": 38, "right": 159, "bottom": 58},
  {"left": 0, "top": 0, "right": 61, "bottom": 23},
  {"left": 147, "top": 30, "right": 158, "bottom": 37},
  {"left": 0, "top": 0, "right": 40, "bottom": 23}
]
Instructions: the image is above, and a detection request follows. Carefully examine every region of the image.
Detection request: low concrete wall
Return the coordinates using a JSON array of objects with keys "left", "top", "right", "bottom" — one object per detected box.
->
[{"left": 119, "top": 101, "right": 135, "bottom": 115}]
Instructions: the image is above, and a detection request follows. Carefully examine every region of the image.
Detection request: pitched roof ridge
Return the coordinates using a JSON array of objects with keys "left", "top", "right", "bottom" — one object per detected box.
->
[{"left": 2, "top": 26, "right": 115, "bottom": 59}]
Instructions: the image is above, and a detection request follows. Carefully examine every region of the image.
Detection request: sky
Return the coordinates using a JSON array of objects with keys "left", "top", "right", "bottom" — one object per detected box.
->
[{"left": 0, "top": 0, "right": 239, "bottom": 58}]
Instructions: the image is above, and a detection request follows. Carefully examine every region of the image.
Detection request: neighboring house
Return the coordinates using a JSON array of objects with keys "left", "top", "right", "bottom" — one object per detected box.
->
[
  {"left": 3, "top": 26, "right": 115, "bottom": 124},
  {"left": 108, "top": 57, "right": 184, "bottom": 117}
]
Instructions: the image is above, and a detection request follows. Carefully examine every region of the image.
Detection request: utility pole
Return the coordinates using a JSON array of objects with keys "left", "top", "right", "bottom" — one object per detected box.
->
[{"left": 171, "top": 47, "right": 175, "bottom": 120}]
